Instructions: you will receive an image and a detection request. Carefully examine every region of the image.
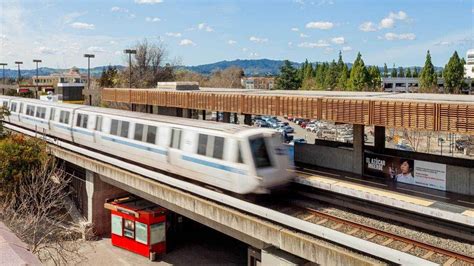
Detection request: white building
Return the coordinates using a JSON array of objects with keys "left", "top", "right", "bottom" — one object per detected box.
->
[{"left": 465, "top": 49, "right": 474, "bottom": 78}]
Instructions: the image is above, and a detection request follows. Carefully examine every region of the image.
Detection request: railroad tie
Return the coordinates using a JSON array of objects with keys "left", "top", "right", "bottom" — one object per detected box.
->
[
  {"left": 316, "top": 219, "right": 328, "bottom": 225},
  {"left": 422, "top": 251, "right": 435, "bottom": 259},
  {"left": 331, "top": 223, "right": 343, "bottom": 230},
  {"left": 381, "top": 239, "right": 394, "bottom": 246},
  {"left": 303, "top": 214, "right": 315, "bottom": 221},
  {"left": 365, "top": 233, "right": 377, "bottom": 240},
  {"left": 347, "top": 228, "right": 359, "bottom": 235},
  {"left": 402, "top": 244, "right": 414, "bottom": 252},
  {"left": 442, "top": 258, "right": 457, "bottom": 266}
]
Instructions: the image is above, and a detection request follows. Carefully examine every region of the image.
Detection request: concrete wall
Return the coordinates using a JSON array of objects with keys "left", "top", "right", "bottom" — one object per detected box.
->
[
  {"left": 446, "top": 165, "right": 474, "bottom": 195},
  {"left": 295, "top": 144, "right": 354, "bottom": 173}
]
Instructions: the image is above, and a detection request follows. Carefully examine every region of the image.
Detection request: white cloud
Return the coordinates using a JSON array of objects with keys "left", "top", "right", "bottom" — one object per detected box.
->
[
  {"left": 145, "top": 17, "right": 161, "bottom": 22},
  {"left": 62, "top": 12, "right": 86, "bottom": 24},
  {"left": 109, "top": 40, "right": 117, "bottom": 45},
  {"left": 227, "top": 40, "right": 237, "bottom": 45},
  {"left": 249, "top": 52, "right": 259, "bottom": 57},
  {"left": 242, "top": 48, "right": 248, "bottom": 52},
  {"left": 70, "top": 22, "right": 95, "bottom": 30},
  {"left": 249, "top": 36, "right": 268, "bottom": 43},
  {"left": 299, "top": 33, "right": 309, "bottom": 38},
  {"left": 384, "top": 32, "right": 416, "bottom": 41},
  {"left": 166, "top": 32, "right": 182, "bottom": 37},
  {"left": 305, "top": 21, "right": 333, "bottom": 30},
  {"left": 38, "top": 46, "right": 58, "bottom": 55},
  {"left": 134, "top": 0, "right": 163, "bottom": 4},
  {"left": 198, "top": 23, "right": 214, "bottom": 32},
  {"left": 331, "top": 36, "right": 345, "bottom": 44},
  {"left": 297, "top": 40, "right": 330, "bottom": 48},
  {"left": 288, "top": 42, "right": 293, "bottom": 47},
  {"left": 359, "top": 21, "right": 377, "bottom": 32},
  {"left": 342, "top": 46, "right": 352, "bottom": 52},
  {"left": 111, "top": 6, "right": 128, "bottom": 13},
  {"left": 291, "top": 27, "right": 299, "bottom": 32},
  {"left": 87, "top": 46, "right": 106, "bottom": 53},
  {"left": 114, "top": 51, "right": 122, "bottom": 55},
  {"left": 379, "top": 11, "right": 409, "bottom": 29},
  {"left": 179, "top": 39, "right": 196, "bottom": 46}
]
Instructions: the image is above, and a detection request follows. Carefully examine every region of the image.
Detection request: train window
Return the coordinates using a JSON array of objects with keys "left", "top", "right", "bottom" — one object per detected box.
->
[
  {"left": 50, "top": 108, "right": 55, "bottom": 120},
  {"left": 197, "top": 134, "right": 208, "bottom": 156},
  {"left": 110, "top": 119, "right": 119, "bottom": 135},
  {"left": 95, "top": 115, "right": 102, "bottom": 131},
  {"left": 2, "top": 101, "right": 7, "bottom": 108},
  {"left": 76, "top": 113, "right": 89, "bottom": 128},
  {"left": 35, "top": 107, "right": 46, "bottom": 119},
  {"left": 170, "top": 128, "right": 182, "bottom": 149},
  {"left": 59, "top": 111, "right": 70, "bottom": 124},
  {"left": 26, "top": 105, "right": 35, "bottom": 116},
  {"left": 10, "top": 102, "right": 17, "bottom": 113},
  {"left": 249, "top": 137, "right": 272, "bottom": 168},
  {"left": 146, "top": 126, "right": 157, "bottom": 144},
  {"left": 120, "top": 121, "right": 130, "bottom": 138},
  {"left": 134, "top": 123, "right": 144, "bottom": 141},
  {"left": 213, "top": 137, "right": 224, "bottom": 159}
]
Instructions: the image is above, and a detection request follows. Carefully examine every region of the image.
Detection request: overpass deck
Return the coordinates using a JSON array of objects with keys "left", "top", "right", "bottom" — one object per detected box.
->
[{"left": 102, "top": 88, "right": 474, "bottom": 134}]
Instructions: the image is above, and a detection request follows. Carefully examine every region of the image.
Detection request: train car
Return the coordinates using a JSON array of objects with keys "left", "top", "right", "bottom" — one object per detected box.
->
[{"left": 0, "top": 96, "right": 293, "bottom": 194}]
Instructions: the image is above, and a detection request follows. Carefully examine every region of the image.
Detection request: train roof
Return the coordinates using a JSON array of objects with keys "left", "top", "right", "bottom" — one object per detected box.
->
[{"left": 0, "top": 96, "right": 254, "bottom": 134}]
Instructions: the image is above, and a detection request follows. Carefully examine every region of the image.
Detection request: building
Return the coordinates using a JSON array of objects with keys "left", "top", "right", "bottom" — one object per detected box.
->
[
  {"left": 241, "top": 77, "right": 275, "bottom": 90},
  {"left": 382, "top": 77, "right": 473, "bottom": 93},
  {"left": 465, "top": 49, "right": 474, "bottom": 79},
  {"left": 33, "top": 67, "right": 87, "bottom": 103}
]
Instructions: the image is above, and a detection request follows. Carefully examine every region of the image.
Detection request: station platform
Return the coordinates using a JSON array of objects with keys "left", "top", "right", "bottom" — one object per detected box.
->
[{"left": 293, "top": 166, "right": 474, "bottom": 227}]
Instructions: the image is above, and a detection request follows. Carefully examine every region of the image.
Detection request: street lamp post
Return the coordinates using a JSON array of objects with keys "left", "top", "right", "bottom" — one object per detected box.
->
[
  {"left": 33, "top": 59, "right": 42, "bottom": 98},
  {"left": 14, "top": 61, "right": 23, "bottom": 85},
  {"left": 124, "top": 49, "right": 137, "bottom": 88},
  {"left": 83, "top": 54, "right": 95, "bottom": 105},
  {"left": 0, "top": 63, "right": 6, "bottom": 95}
]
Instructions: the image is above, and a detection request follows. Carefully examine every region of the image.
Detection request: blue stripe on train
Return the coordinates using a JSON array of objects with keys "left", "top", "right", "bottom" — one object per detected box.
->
[
  {"left": 182, "top": 155, "right": 247, "bottom": 175},
  {"left": 101, "top": 135, "right": 168, "bottom": 156}
]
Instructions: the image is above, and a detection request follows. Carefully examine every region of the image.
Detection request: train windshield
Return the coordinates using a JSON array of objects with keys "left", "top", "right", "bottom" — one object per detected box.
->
[{"left": 249, "top": 137, "right": 272, "bottom": 168}]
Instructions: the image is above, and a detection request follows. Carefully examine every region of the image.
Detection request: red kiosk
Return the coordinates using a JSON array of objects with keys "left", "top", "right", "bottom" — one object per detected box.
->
[{"left": 104, "top": 196, "right": 167, "bottom": 260}]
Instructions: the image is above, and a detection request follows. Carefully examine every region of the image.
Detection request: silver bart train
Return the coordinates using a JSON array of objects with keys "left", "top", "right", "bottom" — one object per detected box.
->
[{"left": 0, "top": 96, "right": 293, "bottom": 194}]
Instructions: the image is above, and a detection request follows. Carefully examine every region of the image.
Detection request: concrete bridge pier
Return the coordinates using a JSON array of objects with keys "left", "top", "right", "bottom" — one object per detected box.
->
[
  {"left": 85, "top": 170, "right": 127, "bottom": 236},
  {"left": 352, "top": 124, "right": 365, "bottom": 175},
  {"left": 223, "top": 112, "right": 231, "bottom": 123},
  {"left": 201, "top": 110, "right": 206, "bottom": 120},
  {"left": 374, "top": 126, "right": 386, "bottom": 153}
]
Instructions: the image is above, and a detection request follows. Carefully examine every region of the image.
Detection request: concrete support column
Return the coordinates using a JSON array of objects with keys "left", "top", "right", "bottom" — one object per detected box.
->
[
  {"left": 261, "top": 246, "right": 310, "bottom": 266},
  {"left": 216, "top": 111, "right": 219, "bottom": 122},
  {"left": 374, "top": 126, "right": 386, "bottom": 154},
  {"left": 85, "top": 170, "right": 126, "bottom": 236},
  {"left": 352, "top": 124, "right": 365, "bottom": 175},
  {"left": 202, "top": 110, "right": 206, "bottom": 121},
  {"left": 223, "top": 112, "right": 231, "bottom": 123},
  {"left": 233, "top": 113, "right": 238, "bottom": 124},
  {"left": 176, "top": 107, "right": 183, "bottom": 118},
  {"left": 244, "top": 114, "right": 252, "bottom": 125},
  {"left": 183, "top": 108, "right": 192, "bottom": 118}
]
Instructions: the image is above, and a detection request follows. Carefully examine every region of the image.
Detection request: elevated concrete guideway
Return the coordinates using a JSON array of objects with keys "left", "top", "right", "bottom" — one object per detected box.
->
[{"left": 102, "top": 88, "right": 474, "bottom": 134}]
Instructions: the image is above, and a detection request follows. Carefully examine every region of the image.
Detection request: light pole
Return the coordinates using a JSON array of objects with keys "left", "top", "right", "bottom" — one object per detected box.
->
[
  {"left": 124, "top": 49, "right": 136, "bottom": 88},
  {"left": 83, "top": 54, "right": 95, "bottom": 105},
  {"left": 14, "top": 61, "right": 23, "bottom": 85},
  {"left": 33, "top": 59, "right": 42, "bottom": 98},
  {"left": 0, "top": 63, "right": 6, "bottom": 95}
]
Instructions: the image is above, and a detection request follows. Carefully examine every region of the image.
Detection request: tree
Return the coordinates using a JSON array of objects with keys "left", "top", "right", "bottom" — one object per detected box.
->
[
  {"left": 419, "top": 50, "right": 437, "bottom": 92},
  {"left": 315, "top": 63, "right": 328, "bottom": 90},
  {"left": 324, "top": 60, "right": 338, "bottom": 90},
  {"left": 368, "top": 65, "right": 381, "bottom": 91},
  {"left": 99, "top": 65, "right": 119, "bottom": 88},
  {"left": 337, "top": 63, "right": 350, "bottom": 90},
  {"left": 391, "top": 64, "right": 397, "bottom": 78},
  {"left": 383, "top": 63, "right": 389, "bottom": 78},
  {"left": 348, "top": 52, "right": 369, "bottom": 91},
  {"left": 0, "top": 106, "right": 10, "bottom": 138},
  {"left": 397, "top": 66, "right": 405, "bottom": 77},
  {"left": 275, "top": 60, "right": 301, "bottom": 90},
  {"left": 412, "top": 67, "right": 419, "bottom": 78},
  {"left": 337, "top": 51, "right": 345, "bottom": 72},
  {"left": 129, "top": 39, "right": 175, "bottom": 88},
  {"left": 443, "top": 51, "right": 465, "bottom": 94},
  {"left": 405, "top": 68, "right": 412, "bottom": 78}
]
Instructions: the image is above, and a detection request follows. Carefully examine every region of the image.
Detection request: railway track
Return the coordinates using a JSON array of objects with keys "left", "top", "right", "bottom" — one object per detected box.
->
[{"left": 278, "top": 202, "right": 474, "bottom": 266}]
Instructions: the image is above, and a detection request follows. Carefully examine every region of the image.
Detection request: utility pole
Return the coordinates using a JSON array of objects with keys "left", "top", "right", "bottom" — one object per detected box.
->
[
  {"left": 14, "top": 61, "right": 23, "bottom": 85},
  {"left": 33, "top": 59, "right": 42, "bottom": 98},
  {"left": 0, "top": 63, "right": 6, "bottom": 95},
  {"left": 83, "top": 54, "right": 95, "bottom": 105},
  {"left": 124, "top": 49, "right": 137, "bottom": 88}
]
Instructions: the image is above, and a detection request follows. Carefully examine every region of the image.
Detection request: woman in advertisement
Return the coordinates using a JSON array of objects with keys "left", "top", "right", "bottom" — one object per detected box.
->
[{"left": 395, "top": 159, "right": 415, "bottom": 184}]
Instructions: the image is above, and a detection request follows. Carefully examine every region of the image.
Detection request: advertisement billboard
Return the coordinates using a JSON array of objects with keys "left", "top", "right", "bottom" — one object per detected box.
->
[{"left": 364, "top": 153, "right": 446, "bottom": 191}]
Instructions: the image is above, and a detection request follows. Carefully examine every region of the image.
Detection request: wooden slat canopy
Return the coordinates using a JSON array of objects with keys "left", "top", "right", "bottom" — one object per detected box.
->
[{"left": 102, "top": 88, "right": 474, "bottom": 134}]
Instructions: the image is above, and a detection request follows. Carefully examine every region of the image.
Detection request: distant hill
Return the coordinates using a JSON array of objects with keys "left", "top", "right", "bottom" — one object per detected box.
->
[
  {"left": 183, "top": 59, "right": 301, "bottom": 76},
  {"left": 1, "top": 65, "right": 125, "bottom": 79}
]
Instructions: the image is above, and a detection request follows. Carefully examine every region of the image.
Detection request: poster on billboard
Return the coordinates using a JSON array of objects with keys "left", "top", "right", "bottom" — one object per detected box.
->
[{"left": 364, "top": 153, "right": 446, "bottom": 191}]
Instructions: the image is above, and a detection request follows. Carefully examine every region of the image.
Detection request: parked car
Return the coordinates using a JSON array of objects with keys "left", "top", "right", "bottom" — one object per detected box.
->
[
  {"left": 278, "top": 121, "right": 289, "bottom": 127},
  {"left": 277, "top": 126, "right": 295, "bottom": 134},
  {"left": 455, "top": 139, "right": 472, "bottom": 151},
  {"left": 294, "top": 118, "right": 304, "bottom": 125},
  {"left": 289, "top": 138, "right": 307, "bottom": 145},
  {"left": 255, "top": 120, "right": 269, "bottom": 127},
  {"left": 395, "top": 144, "right": 414, "bottom": 151}
]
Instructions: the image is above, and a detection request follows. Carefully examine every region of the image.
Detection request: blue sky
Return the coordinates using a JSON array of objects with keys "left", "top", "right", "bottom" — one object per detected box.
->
[{"left": 0, "top": 0, "right": 472, "bottom": 69}]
